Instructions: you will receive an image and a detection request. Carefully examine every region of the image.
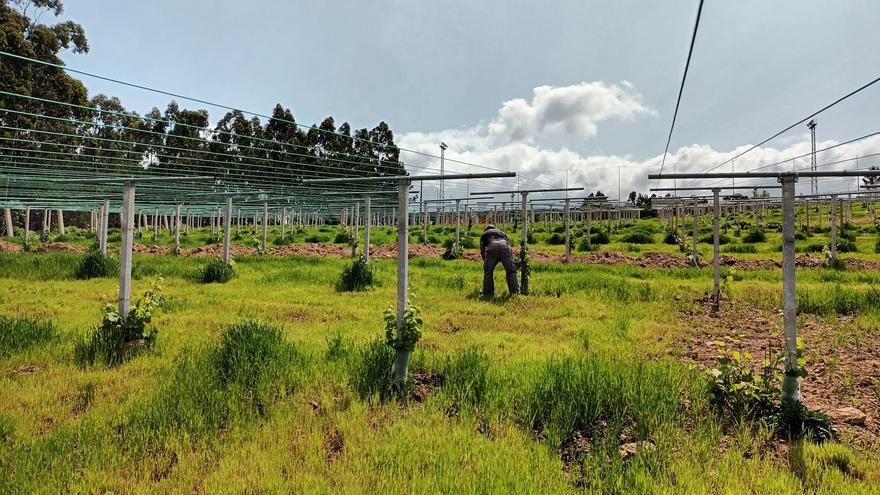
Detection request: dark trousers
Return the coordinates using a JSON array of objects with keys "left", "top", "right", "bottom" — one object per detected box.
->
[{"left": 483, "top": 241, "right": 519, "bottom": 296}]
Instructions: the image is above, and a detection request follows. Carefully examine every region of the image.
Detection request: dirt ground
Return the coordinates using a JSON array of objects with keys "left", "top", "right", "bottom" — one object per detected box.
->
[
  {"left": 32, "top": 242, "right": 86, "bottom": 254},
  {"left": 0, "top": 240, "right": 22, "bottom": 253},
  {"left": 680, "top": 296, "right": 880, "bottom": 445},
  {"left": 182, "top": 244, "right": 258, "bottom": 257},
  {"left": 5, "top": 239, "right": 880, "bottom": 273}
]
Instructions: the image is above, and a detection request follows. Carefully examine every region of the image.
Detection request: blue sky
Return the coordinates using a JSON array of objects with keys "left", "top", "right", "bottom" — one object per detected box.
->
[{"left": 58, "top": 0, "right": 880, "bottom": 197}]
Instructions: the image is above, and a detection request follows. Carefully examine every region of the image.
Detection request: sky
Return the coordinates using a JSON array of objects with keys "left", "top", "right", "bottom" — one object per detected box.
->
[{"left": 56, "top": 0, "right": 880, "bottom": 200}]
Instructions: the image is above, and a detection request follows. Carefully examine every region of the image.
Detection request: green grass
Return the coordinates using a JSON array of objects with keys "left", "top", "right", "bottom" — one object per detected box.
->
[{"left": 0, "top": 236, "right": 878, "bottom": 491}]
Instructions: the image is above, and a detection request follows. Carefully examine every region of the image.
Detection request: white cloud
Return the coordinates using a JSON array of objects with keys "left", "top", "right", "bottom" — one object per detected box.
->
[
  {"left": 399, "top": 98, "right": 880, "bottom": 198},
  {"left": 487, "top": 81, "right": 655, "bottom": 143},
  {"left": 399, "top": 82, "right": 880, "bottom": 200}
]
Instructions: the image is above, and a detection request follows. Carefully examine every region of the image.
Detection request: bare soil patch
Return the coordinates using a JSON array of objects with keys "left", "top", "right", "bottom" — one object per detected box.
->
[
  {"left": 680, "top": 296, "right": 880, "bottom": 444},
  {"left": 323, "top": 426, "right": 344, "bottom": 463},
  {"left": 410, "top": 371, "right": 445, "bottom": 403},
  {"left": 270, "top": 243, "right": 348, "bottom": 257},
  {"left": 182, "top": 244, "right": 257, "bottom": 257},
  {"left": 32, "top": 242, "right": 85, "bottom": 253},
  {"left": 132, "top": 244, "right": 170, "bottom": 255},
  {"left": 0, "top": 239, "right": 22, "bottom": 253}
]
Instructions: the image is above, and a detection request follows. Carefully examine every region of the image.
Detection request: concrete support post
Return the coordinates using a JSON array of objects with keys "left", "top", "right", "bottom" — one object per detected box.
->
[
  {"left": 261, "top": 201, "right": 268, "bottom": 254},
  {"left": 454, "top": 199, "right": 462, "bottom": 249},
  {"left": 281, "top": 208, "right": 286, "bottom": 239},
  {"left": 830, "top": 195, "right": 838, "bottom": 261},
  {"left": 174, "top": 204, "right": 181, "bottom": 253},
  {"left": 153, "top": 208, "right": 159, "bottom": 239},
  {"left": 23, "top": 206, "right": 30, "bottom": 245},
  {"left": 586, "top": 201, "right": 592, "bottom": 247},
  {"left": 521, "top": 192, "right": 530, "bottom": 295},
  {"left": 421, "top": 201, "right": 428, "bottom": 244},
  {"left": 564, "top": 198, "right": 571, "bottom": 261},
  {"left": 712, "top": 189, "right": 721, "bottom": 310},
  {"left": 692, "top": 197, "right": 699, "bottom": 265},
  {"left": 56, "top": 210, "right": 65, "bottom": 235},
  {"left": 119, "top": 183, "right": 135, "bottom": 319},
  {"left": 780, "top": 176, "right": 801, "bottom": 403},
  {"left": 100, "top": 200, "right": 110, "bottom": 255},
  {"left": 393, "top": 180, "right": 411, "bottom": 384},
  {"left": 364, "top": 195, "right": 372, "bottom": 262},
  {"left": 223, "top": 196, "right": 232, "bottom": 264},
  {"left": 4, "top": 208, "right": 13, "bottom": 237},
  {"left": 352, "top": 201, "right": 359, "bottom": 258}
]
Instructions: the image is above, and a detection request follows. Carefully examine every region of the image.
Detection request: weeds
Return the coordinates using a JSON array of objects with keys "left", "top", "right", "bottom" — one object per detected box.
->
[
  {"left": 705, "top": 338, "right": 778, "bottom": 420},
  {"left": 75, "top": 249, "right": 119, "bottom": 279},
  {"left": 124, "top": 320, "right": 302, "bottom": 450},
  {"left": 442, "top": 347, "right": 490, "bottom": 407},
  {"left": 350, "top": 337, "right": 396, "bottom": 401},
  {"left": 200, "top": 258, "right": 234, "bottom": 283},
  {"left": 0, "top": 316, "right": 56, "bottom": 356},
  {"left": 519, "top": 356, "right": 686, "bottom": 447},
  {"left": 74, "top": 278, "right": 164, "bottom": 367}
]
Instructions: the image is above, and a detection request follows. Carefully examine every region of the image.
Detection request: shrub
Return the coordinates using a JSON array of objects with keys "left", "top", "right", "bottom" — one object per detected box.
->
[
  {"left": 546, "top": 233, "right": 566, "bottom": 245},
  {"left": 200, "top": 258, "right": 234, "bottom": 284},
  {"left": 700, "top": 233, "right": 730, "bottom": 245},
  {"left": 75, "top": 249, "right": 119, "bottom": 279},
  {"left": 442, "top": 243, "right": 463, "bottom": 260},
  {"left": 724, "top": 244, "right": 757, "bottom": 254},
  {"left": 337, "top": 257, "right": 375, "bottom": 291},
  {"left": 590, "top": 230, "right": 610, "bottom": 245},
  {"left": 743, "top": 228, "right": 766, "bottom": 243},
  {"left": 805, "top": 242, "right": 825, "bottom": 253},
  {"left": 334, "top": 229, "right": 355, "bottom": 245},
  {"left": 576, "top": 238, "right": 600, "bottom": 252},
  {"left": 461, "top": 232, "right": 476, "bottom": 249},
  {"left": 663, "top": 231, "right": 678, "bottom": 245},
  {"left": 304, "top": 234, "right": 330, "bottom": 243},
  {"left": 620, "top": 230, "right": 653, "bottom": 244},
  {"left": 836, "top": 238, "right": 857, "bottom": 253},
  {"left": 273, "top": 234, "right": 294, "bottom": 246},
  {"left": 443, "top": 347, "right": 490, "bottom": 406},
  {"left": 75, "top": 278, "right": 164, "bottom": 367},
  {"left": 0, "top": 316, "right": 56, "bottom": 357}
]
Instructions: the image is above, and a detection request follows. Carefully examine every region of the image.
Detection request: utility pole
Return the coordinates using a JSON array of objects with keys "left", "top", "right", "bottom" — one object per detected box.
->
[
  {"left": 808, "top": 119, "right": 818, "bottom": 195},
  {"left": 439, "top": 142, "right": 447, "bottom": 226}
]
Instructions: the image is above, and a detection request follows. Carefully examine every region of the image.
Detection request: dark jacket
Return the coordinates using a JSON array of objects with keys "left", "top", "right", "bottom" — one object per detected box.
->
[{"left": 480, "top": 228, "right": 510, "bottom": 259}]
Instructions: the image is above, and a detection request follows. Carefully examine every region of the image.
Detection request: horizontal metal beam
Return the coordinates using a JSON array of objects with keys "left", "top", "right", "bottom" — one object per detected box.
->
[
  {"left": 650, "top": 185, "right": 781, "bottom": 191},
  {"left": 649, "top": 170, "right": 880, "bottom": 180},
  {"left": 54, "top": 175, "right": 214, "bottom": 184},
  {"left": 470, "top": 187, "right": 584, "bottom": 195},
  {"left": 303, "top": 172, "right": 516, "bottom": 184}
]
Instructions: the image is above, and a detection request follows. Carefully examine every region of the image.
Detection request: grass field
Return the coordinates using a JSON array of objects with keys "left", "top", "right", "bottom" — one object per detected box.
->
[{"left": 1, "top": 208, "right": 880, "bottom": 493}]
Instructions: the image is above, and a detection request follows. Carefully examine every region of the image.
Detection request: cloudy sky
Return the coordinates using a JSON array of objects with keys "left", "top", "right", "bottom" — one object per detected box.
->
[{"left": 60, "top": 0, "right": 880, "bottom": 200}]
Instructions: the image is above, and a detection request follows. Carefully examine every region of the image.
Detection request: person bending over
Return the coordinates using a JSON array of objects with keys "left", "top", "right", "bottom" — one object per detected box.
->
[{"left": 480, "top": 224, "right": 520, "bottom": 297}]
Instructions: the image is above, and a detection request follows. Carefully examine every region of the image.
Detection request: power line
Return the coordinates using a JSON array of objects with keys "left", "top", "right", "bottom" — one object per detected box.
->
[
  {"left": 693, "top": 73, "right": 880, "bottom": 179},
  {"left": 656, "top": 0, "right": 705, "bottom": 182},
  {"left": 0, "top": 50, "right": 508, "bottom": 174}
]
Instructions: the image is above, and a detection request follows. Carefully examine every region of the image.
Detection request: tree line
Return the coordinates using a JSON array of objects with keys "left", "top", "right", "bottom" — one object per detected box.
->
[{"left": 0, "top": 0, "right": 406, "bottom": 189}]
